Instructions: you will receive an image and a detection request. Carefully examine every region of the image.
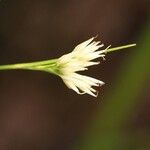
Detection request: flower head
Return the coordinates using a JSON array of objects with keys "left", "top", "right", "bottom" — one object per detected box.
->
[
  {"left": 0, "top": 35, "right": 136, "bottom": 98},
  {"left": 56, "top": 37, "right": 110, "bottom": 97}
]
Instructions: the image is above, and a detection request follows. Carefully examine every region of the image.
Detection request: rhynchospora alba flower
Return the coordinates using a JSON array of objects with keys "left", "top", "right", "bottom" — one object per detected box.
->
[
  {"left": 0, "top": 37, "right": 136, "bottom": 97},
  {"left": 56, "top": 37, "right": 111, "bottom": 97}
]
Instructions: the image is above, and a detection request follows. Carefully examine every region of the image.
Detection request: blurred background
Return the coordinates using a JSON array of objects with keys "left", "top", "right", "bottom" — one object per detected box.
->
[{"left": 0, "top": 0, "right": 149, "bottom": 150}]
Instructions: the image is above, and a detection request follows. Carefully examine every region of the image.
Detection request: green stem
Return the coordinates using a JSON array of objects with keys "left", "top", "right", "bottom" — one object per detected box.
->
[
  {"left": 107, "top": 44, "right": 136, "bottom": 53},
  {"left": 0, "top": 44, "right": 136, "bottom": 72},
  {"left": 0, "top": 59, "right": 57, "bottom": 71}
]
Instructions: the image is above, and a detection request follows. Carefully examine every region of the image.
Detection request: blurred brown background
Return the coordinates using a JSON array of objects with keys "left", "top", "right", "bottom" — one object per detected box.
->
[{"left": 0, "top": 0, "right": 149, "bottom": 150}]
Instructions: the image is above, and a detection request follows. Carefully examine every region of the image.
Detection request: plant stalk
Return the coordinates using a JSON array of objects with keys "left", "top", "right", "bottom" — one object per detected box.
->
[
  {"left": 107, "top": 44, "right": 136, "bottom": 53},
  {"left": 0, "top": 44, "right": 136, "bottom": 71}
]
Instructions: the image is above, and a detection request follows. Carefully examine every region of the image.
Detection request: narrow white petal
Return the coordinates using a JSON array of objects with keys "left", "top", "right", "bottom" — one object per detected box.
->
[
  {"left": 83, "top": 61, "right": 100, "bottom": 67},
  {"left": 74, "top": 37, "right": 94, "bottom": 52},
  {"left": 72, "top": 73, "right": 104, "bottom": 87},
  {"left": 77, "top": 74, "right": 105, "bottom": 85},
  {"left": 84, "top": 53, "right": 105, "bottom": 61},
  {"left": 86, "top": 90, "right": 98, "bottom": 97},
  {"left": 67, "top": 74, "right": 99, "bottom": 97},
  {"left": 72, "top": 79, "right": 97, "bottom": 97}
]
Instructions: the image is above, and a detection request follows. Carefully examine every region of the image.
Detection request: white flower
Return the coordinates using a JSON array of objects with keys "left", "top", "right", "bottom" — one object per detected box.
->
[{"left": 57, "top": 37, "right": 110, "bottom": 97}]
